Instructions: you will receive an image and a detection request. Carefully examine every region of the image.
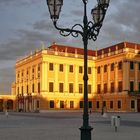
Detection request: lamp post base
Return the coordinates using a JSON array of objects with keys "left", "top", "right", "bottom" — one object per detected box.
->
[{"left": 79, "top": 126, "right": 93, "bottom": 140}]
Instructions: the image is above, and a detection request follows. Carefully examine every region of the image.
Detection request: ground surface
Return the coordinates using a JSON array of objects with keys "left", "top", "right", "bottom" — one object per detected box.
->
[{"left": 0, "top": 111, "right": 140, "bottom": 140}]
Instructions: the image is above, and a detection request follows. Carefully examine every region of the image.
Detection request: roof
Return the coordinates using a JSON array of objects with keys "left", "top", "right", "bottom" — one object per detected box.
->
[
  {"left": 49, "top": 44, "right": 96, "bottom": 56},
  {"left": 48, "top": 42, "right": 140, "bottom": 57},
  {"left": 97, "top": 42, "right": 140, "bottom": 55}
]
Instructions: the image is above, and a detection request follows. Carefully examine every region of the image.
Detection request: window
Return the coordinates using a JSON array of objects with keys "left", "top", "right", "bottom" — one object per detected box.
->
[
  {"left": 131, "top": 100, "right": 135, "bottom": 109},
  {"left": 17, "top": 72, "right": 20, "bottom": 78},
  {"left": 130, "top": 61, "right": 134, "bottom": 70},
  {"left": 32, "top": 67, "right": 35, "bottom": 79},
  {"left": 79, "top": 84, "right": 83, "bottom": 93},
  {"left": 97, "top": 84, "right": 101, "bottom": 94},
  {"left": 21, "top": 86, "right": 24, "bottom": 95},
  {"left": 139, "top": 82, "right": 140, "bottom": 92},
  {"left": 38, "top": 73, "right": 40, "bottom": 78},
  {"left": 17, "top": 87, "right": 19, "bottom": 94},
  {"left": 104, "top": 65, "right": 107, "bottom": 72},
  {"left": 118, "top": 61, "right": 122, "bottom": 70},
  {"left": 70, "top": 101, "right": 74, "bottom": 108},
  {"left": 97, "top": 66, "right": 100, "bottom": 74},
  {"left": 27, "top": 85, "right": 28, "bottom": 94},
  {"left": 59, "top": 64, "right": 63, "bottom": 72},
  {"left": 96, "top": 101, "right": 100, "bottom": 109},
  {"left": 111, "top": 63, "right": 114, "bottom": 71},
  {"left": 36, "top": 100, "right": 40, "bottom": 108},
  {"left": 88, "top": 85, "right": 91, "bottom": 94},
  {"left": 79, "top": 101, "right": 83, "bottom": 108},
  {"left": 49, "top": 63, "right": 53, "bottom": 71},
  {"left": 69, "top": 65, "right": 73, "bottom": 72},
  {"left": 103, "top": 101, "right": 106, "bottom": 107},
  {"left": 21, "top": 73, "right": 24, "bottom": 79},
  {"left": 104, "top": 83, "right": 107, "bottom": 93},
  {"left": 88, "top": 101, "right": 92, "bottom": 108},
  {"left": 32, "top": 74, "right": 34, "bottom": 79},
  {"left": 26, "top": 70, "right": 29, "bottom": 75},
  {"left": 118, "top": 100, "right": 121, "bottom": 109},
  {"left": 38, "top": 82, "right": 40, "bottom": 93},
  {"left": 59, "top": 83, "right": 64, "bottom": 93},
  {"left": 49, "top": 82, "right": 54, "bottom": 92},
  {"left": 32, "top": 84, "right": 34, "bottom": 93},
  {"left": 130, "top": 81, "right": 134, "bottom": 92},
  {"left": 88, "top": 67, "right": 91, "bottom": 74},
  {"left": 110, "top": 101, "right": 113, "bottom": 109},
  {"left": 111, "top": 82, "right": 114, "bottom": 93},
  {"left": 79, "top": 66, "right": 83, "bottom": 73},
  {"left": 118, "top": 81, "right": 122, "bottom": 92},
  {"left": 50, "top": 100, "right": 54, "bottom": 108},
  {"left": 60, "top": 101, "right": 64, "bottom": 108},
  {"left": 69, "top": 83, "right": 73, "bottom": 93},
  {"left": 38, "top": 64, "right": 40, "bottom": 71},
  {"left": 32, "top": 67, "right": 34, "bottom": 73}
]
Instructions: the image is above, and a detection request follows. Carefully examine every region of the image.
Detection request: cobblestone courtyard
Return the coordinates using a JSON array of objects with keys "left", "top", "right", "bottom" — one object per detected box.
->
[{"left": 0, "top": 111, "right": 140, "bottom": 140}]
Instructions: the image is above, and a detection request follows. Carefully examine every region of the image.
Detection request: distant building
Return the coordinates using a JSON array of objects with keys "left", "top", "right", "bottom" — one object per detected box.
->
[
  {"left": 11, "top": 42, "right": 140, "bottom": 112},
  {"left": 0, "top": 94, "right": 16, "bottom": 111}
]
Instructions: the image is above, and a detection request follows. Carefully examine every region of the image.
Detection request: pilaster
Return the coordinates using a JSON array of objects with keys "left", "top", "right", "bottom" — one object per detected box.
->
[
  {"left": 101, "top": 65, "right": 104, "bottom": 93},
  {"left": 75, "top": 65, "right": 78, "bottom": 93},
  {"left": 123, "top": 60, "right": 129, "bottom": 91},
  {"left": 54, "top": 63, "right": 58, "bottom": 92},
  {"left": 134, "top": 62, "right": 138, "bottom": 91},
  {"left": 115, "top": 62, "right": 118, "bottom": 92},
  {"left": 41, "top": 62, "right": 48, "bottom": 92},
  {"left": 64, "top": 64, "right": 68, "bottom": 92},
  {"left": 107, "top": 64, "right": 110, "bottom": 93}
]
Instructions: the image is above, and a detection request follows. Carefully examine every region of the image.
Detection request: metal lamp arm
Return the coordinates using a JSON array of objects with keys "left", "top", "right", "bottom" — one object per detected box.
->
[
  {"left": 85, "top": 21, "right": 101, "bottom": 41},
  {"left": 87, "top": 6, "right": 109, "bottom": 41},
  {"left": 53, "top": 21, "right": 83, "bottom": 37}
]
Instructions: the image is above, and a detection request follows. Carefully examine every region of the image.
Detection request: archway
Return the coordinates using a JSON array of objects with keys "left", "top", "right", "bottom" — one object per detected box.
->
[
  {"left": 0, "top": 99, "right": 3, "bottom": 111},
  {"left": 7, "top": 100, "right": 13, "bottom": 110}
]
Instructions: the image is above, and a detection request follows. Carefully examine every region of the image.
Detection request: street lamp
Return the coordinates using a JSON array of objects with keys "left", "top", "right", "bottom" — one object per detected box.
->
[{"left": 46, "top": 0, "right": 110, "bottom": 140}]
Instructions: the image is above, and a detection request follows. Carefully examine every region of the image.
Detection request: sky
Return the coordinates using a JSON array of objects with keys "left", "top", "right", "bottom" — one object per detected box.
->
[{"left": 0, "top": 0, "right": 140, "bottom": 93}]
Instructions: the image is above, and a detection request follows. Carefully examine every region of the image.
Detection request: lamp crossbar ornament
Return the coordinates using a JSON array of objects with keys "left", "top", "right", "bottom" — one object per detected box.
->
[{"left": 46, "top": 0, "right": 110, "bottom": 140}]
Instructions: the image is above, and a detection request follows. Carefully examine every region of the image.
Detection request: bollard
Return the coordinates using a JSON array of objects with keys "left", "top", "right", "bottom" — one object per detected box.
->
[
  {"left": 111, "top": 116, "right": 120, "bottom": 132},
  {"left": 5, "top": 110, "right": 9, "bottom": 118}
]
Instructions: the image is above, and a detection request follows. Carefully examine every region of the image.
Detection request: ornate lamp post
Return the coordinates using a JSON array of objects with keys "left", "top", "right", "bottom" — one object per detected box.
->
[{"left": 46, "top": 0, "right": 110, "bottom": 140}]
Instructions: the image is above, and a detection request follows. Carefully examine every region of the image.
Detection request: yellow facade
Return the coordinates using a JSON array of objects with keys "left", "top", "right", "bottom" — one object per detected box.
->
[
  {"left": 12, "top": 42, "right": 140, "bottom": 112},
  {"left": 0, "top": 95, "right": 16, "bottom": 111}
]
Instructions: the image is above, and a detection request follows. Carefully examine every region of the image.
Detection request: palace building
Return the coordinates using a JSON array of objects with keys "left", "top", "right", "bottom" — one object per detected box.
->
[
  {"left": 11, "top": 42, "right": 140, "bottom": 112},
  {"left": 0, "top": 94, "right": 16, "bottom": 111}
]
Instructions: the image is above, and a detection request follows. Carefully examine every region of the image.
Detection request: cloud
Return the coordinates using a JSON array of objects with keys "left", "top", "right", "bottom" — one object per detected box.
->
[
  {"left": 93, "top": 0, "right": 140, "bottom": 48},
  {"left": 0, "top": 26, "right": 70, "bottom": 61},
  {"left": 0, "top": 0, "right": 40, "bottom": 6},
  {"left": 1, "top": 0, "right": 140, "bottom": 59},
  {"left": 0, "top": 0, "right": 28, "bottom": 6},
  {"left": 33, "top": 20, "right": 54, "bottom": 31},
  {"left": 0, "top": 0, "right": 140, "bottom": 93},
  {"left": 0, "top": 63, "right": 15, "bottom": 93}
]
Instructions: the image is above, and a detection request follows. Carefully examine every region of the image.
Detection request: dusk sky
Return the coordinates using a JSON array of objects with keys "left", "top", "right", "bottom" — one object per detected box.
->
[{"left": 0, "top": 0, "right": 140, "bottom": 93}]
